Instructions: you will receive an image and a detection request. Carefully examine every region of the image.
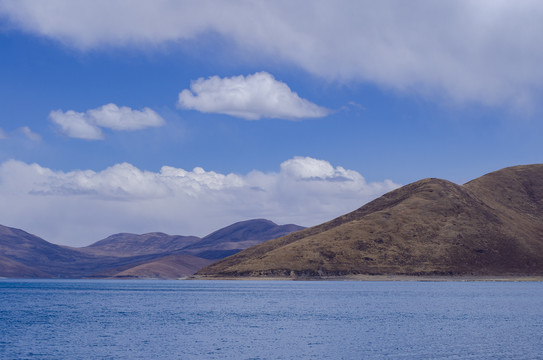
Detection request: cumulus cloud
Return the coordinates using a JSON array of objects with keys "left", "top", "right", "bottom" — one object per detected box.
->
[
  {"left": 49, "top": 103, "right": 165, "bottom": 140},
  {"left": 49, "top": 110, "right": 104, "bottom": 140},
  {"left": 89, "top": 103, "right": 165, "bottom": 130},
  {"left": 280, "top": 157, "right": 354, "bottom": 180},
  {"left": 177, "top": 72, "right": 329, "bottom": 120},
  {"left": 2, "top": 1, "right": 543, "bottom": 109},
  {"left": 0, "top": 157, "right": 399, "bottom": 246}
]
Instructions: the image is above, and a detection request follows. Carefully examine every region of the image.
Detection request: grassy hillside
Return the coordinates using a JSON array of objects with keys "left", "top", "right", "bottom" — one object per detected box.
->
[{"left": 198, "top": 164, "right": 543, "bottom": 278}]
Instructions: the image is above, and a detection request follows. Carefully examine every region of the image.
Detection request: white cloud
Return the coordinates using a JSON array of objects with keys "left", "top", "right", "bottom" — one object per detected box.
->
[
  {"left": 2, "top": 1, "right": 543, "bottom": 109},
  {"left": 49, "top": 103, "right": 165, "bottom": 140},
  {"left": 177, "top": 72, "right": 329, "bottom": 120},
  {"left": 49, "top": 110, "right": 104, "bottom": 140},
  {"left": 0, "top": 127, "right": 7, "bottom": 139},
  {"left": 280, "top": 157, "right": 352, "bottom": 180},
  {"left": 89, "top": 103, "right": 165, "bottom": 130},
  {"left": 19, "top": 126, "right": 41, "bottom": 141},
  {"left": 0, "top": 157, "right": 399, "bottom": 246}
]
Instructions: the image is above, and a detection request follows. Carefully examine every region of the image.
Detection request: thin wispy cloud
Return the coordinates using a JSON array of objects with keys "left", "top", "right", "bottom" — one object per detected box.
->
[
  {"left": 49, "top": 103, "right": 165, "bottom": 140},
  {"left": 177, "top": 72, "right": 329, "bottom": 120},
  {"left": 1, "top": 1, "right": 542, "bottom": 109},
  {"left": 18, "top": 126, "right": 41, "bottom": 141},
  {"left": 0, "top": 157, "right": 399, "bottom": 246}
]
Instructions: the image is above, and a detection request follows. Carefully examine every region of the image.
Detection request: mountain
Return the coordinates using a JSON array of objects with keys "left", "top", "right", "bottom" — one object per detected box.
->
[
  {"left": 178, "top": 219, "right": 305, "bottom": 259},
  {"left": 0, "top": 223, "right": 179, "bottom": 278},
  {"left": 0, "top": 219, "right": 303, "bottom": 279},
  {"left": 80, "top": 232, "right": 201, "bottom": 257},
  {"left": 105, "top": 255, "right": 215, "bottom": 279},
  {"left": 105, "top": 219, "right": 305, "bottom": 277},
  {"left": 0, "top": 254, "right": 50, "bottom": 278},
  {"left": 197, "top": 164, "right": 543, "bottom": 278},
  {"left": 0, "top": 224, "right": 108, "bottom": 278}
]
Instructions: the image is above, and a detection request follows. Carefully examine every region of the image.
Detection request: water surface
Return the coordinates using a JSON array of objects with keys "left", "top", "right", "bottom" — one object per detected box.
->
[{"left": 1, "top": 280, "right": 541, "bottom": 359}]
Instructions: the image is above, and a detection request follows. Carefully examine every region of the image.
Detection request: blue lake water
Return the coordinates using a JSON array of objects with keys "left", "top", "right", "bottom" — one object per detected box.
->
[{"left": 0, "top": 280, "right": 542, "bottom": 359}]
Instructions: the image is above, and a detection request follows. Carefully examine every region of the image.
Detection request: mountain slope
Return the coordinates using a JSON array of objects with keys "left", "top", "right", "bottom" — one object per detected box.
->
[
  {"left": 178, "top": 219, "right": 305, "bottom": 259},
  {"left": 107, "top": 255, "right": 214, "bottom": 279},
  {"left": 0, "top": 224, "right": 112, "bottom": 277},
  {"left": 198, "top": 165, "right": 543, "bottom": 278},
  {"left": 81, "top": 232, "right": 200, "bottom": 257},
  {"left": 0, "top": 254, "right": 51, "bottom": 278},
  {"left": 94, "top": 219, "right": 304, "bottom": 278},
  {"left": 0, "top": 224, "right": 190, "bottom": 278},
  {"left": 0, "top": 219, "right": 304, "bottom": 278}
]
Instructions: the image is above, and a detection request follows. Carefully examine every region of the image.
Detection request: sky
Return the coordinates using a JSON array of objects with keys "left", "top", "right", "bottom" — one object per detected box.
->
[{"left": 1, "top": 0, "right": 543, "bottom": 246}]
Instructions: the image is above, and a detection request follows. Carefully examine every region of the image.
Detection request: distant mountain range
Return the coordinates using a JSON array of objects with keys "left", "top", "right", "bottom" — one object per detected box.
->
[
  {"left": 197, "top": 164, "right": 543, "bottom": 278},
  {"left": 0, "top": 219, "right": 304, "bottom": 279},
  {"left": 4, "top": 164, "right": 543, "bottom": 280}
]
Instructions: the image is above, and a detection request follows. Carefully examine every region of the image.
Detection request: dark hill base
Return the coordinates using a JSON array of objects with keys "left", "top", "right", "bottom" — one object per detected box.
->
[{"left": 197, "top": 164, "right": 543, "bottom": 278}]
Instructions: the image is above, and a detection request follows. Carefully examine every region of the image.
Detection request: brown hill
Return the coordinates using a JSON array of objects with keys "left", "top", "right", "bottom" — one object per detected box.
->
[
  {"left": 197, "top": 164, "right": 543, "bottom": 278},
  {"left": 106, "top": 255, "right": 214, "bottom": 279}
]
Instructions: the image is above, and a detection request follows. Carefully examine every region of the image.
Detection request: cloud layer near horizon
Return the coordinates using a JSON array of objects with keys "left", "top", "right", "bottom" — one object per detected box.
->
[
  {"left": 2, "top": 1, "right": 543, "bottom": 109},
  {"left": 49, "top": 103, "right": 165, "bottom": 140},
  {"left": 177, "top": 72, "right": 329, "bottom": 120},
  {"left": 0, "top": 157, "right": 399, "bottom": 246}
]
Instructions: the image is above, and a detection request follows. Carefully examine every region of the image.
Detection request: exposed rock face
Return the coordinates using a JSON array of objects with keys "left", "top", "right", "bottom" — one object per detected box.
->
[{"left": 198, "top": 164, "right": 543, "bottom": 278}]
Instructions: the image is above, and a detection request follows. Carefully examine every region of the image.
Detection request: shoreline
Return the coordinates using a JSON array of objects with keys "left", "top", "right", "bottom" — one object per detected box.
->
[
  {"left": 2, "top": 275, "right": 542, "bottom": 281},
  {"left": 188, "top": 274, "right": 543, "bottom": 282}
]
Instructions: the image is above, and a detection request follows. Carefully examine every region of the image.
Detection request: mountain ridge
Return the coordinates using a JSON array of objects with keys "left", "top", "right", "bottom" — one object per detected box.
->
[
  {"left": 178, "top": 219, "right": 305, "bottom": 259},
  {"left": 197, "top": 164, "right": 543, "bottom": 278},
  {"left": 80, "top": 232, "right": 201, "bottom": 257},
  {"left": 0, "top": 219, "right": 304, "bottom": 278}
]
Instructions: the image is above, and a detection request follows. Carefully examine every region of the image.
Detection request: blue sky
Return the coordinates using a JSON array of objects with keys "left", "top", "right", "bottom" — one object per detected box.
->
[{"left": 1, "top": 1, "right": 543, "bottom": 246}]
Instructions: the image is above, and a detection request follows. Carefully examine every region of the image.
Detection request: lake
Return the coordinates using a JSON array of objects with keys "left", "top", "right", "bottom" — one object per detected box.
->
[{"left": 0, "top": 280, "right": 541, "bottom": 359}]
